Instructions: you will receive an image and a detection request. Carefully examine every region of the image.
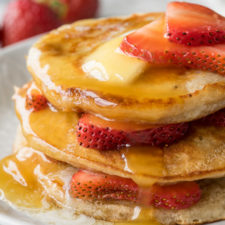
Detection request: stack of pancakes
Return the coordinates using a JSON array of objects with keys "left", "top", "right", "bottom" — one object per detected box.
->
[{"left": 1, "top": 12, "right": 225, "bottom": 225}]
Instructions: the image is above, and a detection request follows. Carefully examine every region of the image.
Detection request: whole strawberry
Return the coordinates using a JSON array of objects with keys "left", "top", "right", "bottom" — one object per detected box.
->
[
  {"left": 0, "top": 28, "right": 3, "bottom": 47},
  {"left": 37, "top": 0, "right": 99, "bottom": 23},
  {"left": 61, "top": 0, "right": 99, "bottom": 23},
  {"left": 2, "top": 0, "right": 62, "bottom": 46}
]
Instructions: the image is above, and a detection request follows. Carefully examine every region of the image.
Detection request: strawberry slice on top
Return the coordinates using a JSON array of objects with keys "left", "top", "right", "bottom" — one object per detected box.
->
[
  {"left": 76, "top": 113, "right": 189, "bottom": 151},
  {"left": 70, "top": 170, "right": 202, "bottom": 210},
  {"left": 166, "top": 2, "right": 225, "bottom": 46},
  {"left": 120, "top": 17, "right": 225, "bottom": 75}
]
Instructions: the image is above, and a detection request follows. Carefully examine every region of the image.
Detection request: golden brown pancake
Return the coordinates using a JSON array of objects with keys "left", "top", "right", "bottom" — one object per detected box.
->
[
  {"left": 14, "top": 82, "right": 225, "bottom": 186},
  {"left": 6, "top": 127, "right": 225, "bottom": 225},
  {"left": 27, "top": 13, "right": 225, "bottom": 124}
]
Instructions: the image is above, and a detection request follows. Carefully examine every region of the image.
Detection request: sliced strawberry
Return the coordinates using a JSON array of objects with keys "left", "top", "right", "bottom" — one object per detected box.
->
[
  {"left": 120, "top": 17, "right": 225, "bottom": 76},
  {"left": 26, "top": 91, "right": 48, "bottom": 112},
  {"left": 166, "top": 2, "right": 225, "bottom": 46},
  {"left": 70, "top": 170, "right": 138, "bottom": 202},
  {"left": 77, "top": 114, "right": 128, "bottom": 150},
  {"left": 198, "top": 108, "right": 225, "bottom": 127},
  {"left": 70, "top": 170, "right": 201, "bottom": 210},
  {"left": 151, "top": 182, "right": 201, "bottom": 210},
  {"left": 76, "top": 113, "right": 189, "bottom": 150},
  {"left": 129, "top": 123, "right": 189, "bottom": 147}
]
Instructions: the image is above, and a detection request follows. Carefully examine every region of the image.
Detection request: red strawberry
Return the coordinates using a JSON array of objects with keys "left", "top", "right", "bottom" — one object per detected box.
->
[
  {"left": 38, "top": 0, "right": 99, "bottom": 24},
  {"left": 26, "top": 92, "right": 48, "bottom": 111},
  {"left": 166, "top": 2, "right": 225, "bottom": 46},
  {"left": 198, "top": 108, "right": 225, "bottom": 127},
  {"left": 129, "top": 123, "right": 189, "bottom": 147},
  {"left": 70, "top": 170, "right": 139, "bottom": 202},
  {"left": 0, "top": 27, "right": 3, "bottom": 46},
  {"left": 70, "top": 170, "right": 201, "bottom": 210},
  {"left": 151, "top": 182, "right": 201, "bottom": 210},
  {"left": 77, "top": 114, "right": 128, "bottom": 150},
  {"left": 2, "top": 0, "right": 61, "bottom": 46},
  {"left": 120, "top": 17, "right": 225, "bottom": 75},
  {"left": 76, "top": 114, "right": 189, "bottom": 150}
]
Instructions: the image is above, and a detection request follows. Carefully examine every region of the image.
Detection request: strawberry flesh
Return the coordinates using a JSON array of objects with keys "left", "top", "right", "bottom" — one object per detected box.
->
[
  {"left": 166, "top": 2, "right": 225, "bottom": 46},
  {"left": 129, "top": 123, "right": 189, "bottom": 147},
  {"left": 70, "top": 170, "right": 138, "bottom": 202},
  {"left": 70, "top": 170, "right": 201, "bottom": 210},
  {"left": 77, "top": 114, "right": 128, "bottom": 150},
  {"left": 198, "top": 108, "right": 225, "bottom": 127},
  {"left": 26, "top": 93, "right": 48, "bottom": 112},
  {"left": 76, "top": 114, "right": 189, "bottom": 150},
  {"left": 151, "top": 182, "right": 201, "bottom": 210},
  {"left": 120, "top": 17, "right": 225, "bottom": 75}
]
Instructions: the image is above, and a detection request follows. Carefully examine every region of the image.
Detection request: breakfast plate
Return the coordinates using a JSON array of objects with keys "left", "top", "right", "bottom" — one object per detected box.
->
[{"left": 1, "top": 1, "right": 225, "bottom": 224}]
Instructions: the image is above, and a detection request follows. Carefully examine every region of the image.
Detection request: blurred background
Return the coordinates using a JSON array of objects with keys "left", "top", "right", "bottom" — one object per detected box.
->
[{"left": 0, "top": 0, "right": 225, "bottom": 48}]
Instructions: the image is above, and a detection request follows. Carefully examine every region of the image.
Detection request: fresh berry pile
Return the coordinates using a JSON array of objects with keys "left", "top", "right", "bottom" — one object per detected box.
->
[
  {"left": 120, "top": 2, "right": 225, "bottom": 76},
  {"left": 45, "top": 0, "right": 99, "bottom": 24},
  {"left": 70, "top": 170, "right": 202, "bottom": 210},
  {"left": 1, "top": 0, "right": 99, "bottom": 46}
]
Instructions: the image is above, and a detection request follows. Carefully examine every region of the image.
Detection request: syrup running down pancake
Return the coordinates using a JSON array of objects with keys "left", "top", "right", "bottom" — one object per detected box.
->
[
  {"left": 0, "top": 127, "right": 224, "bottom": 225},
  {"left": 14, "top": 82, "right": 225, "bottom": 186}
]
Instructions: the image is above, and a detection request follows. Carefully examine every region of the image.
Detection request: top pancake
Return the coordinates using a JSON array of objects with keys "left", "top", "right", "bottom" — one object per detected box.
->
[{"left": 27, "top": 13, "right": 225, "bottom": 124}]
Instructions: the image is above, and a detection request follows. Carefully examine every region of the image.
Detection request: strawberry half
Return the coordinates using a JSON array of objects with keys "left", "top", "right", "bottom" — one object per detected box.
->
[
  {"left": 198, "top": 108, "right": 225, "bottom": 127},
  {"left": 120, "top": 17, "right": 225, "bottom": 75},
  {"left": 70, "top": 170, "right": 201, "bottom": 210},
  {"left": 166, "top": 2, "right": 225, "bottom": 46},
  {"left": 76, "top": 114, "right": 189, "bottom": 150},
  {"left": 70, "top": 170, "right": 138, "bottom": 202},
  {"left": 152, "top": 182, "right": 201, "bottom": 210},
  {"left": 26, "top": 91, "right": 48, "bottom": 112}
]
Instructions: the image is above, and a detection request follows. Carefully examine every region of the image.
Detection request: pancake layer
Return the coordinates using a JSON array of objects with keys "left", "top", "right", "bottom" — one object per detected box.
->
[
  {"left": 27, "top": 13, "right": 225, "bottom": 124},
  {"left": 14, "top": 82, "right": 225, "bottom": 186}
]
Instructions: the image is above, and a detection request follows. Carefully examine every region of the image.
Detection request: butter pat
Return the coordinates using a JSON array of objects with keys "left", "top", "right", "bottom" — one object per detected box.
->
[{"left": 82, "top": 36, "right": 149, "bottom": 85}]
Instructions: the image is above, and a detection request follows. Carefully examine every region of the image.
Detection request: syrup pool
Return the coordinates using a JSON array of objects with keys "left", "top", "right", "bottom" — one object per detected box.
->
[{"left": 0, "top": 146, "right": 66, "bottom": 209}]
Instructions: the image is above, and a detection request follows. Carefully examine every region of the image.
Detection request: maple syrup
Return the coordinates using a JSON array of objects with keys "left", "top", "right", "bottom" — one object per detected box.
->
[
  {"left": 120, "top": 146, "right": 166, "bottom": 186},
  {"left": 115, "top": 207, "right": 161, "bottom": 225},
  {"left": 0, "top": 147, "right": 66, "bottom": 209},
  {"left": 14, "top": 84, "right": 166, "bottom": 187}
]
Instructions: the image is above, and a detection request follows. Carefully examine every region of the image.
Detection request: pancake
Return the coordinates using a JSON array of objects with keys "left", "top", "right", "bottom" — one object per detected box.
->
[
  {"left": 27, "top": 13, "right": 225, "bottom": 124},
  {"left": 14, "top": 82, "right": 225, "bottom": 186},
  {"left": 3, "top": 127, "right": 224, "bottom": 225}
]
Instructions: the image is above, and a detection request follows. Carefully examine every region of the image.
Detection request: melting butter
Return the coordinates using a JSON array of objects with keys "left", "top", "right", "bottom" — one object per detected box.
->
[{"left": 82, "top": 36, "right": 149, "bottom": 84}]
